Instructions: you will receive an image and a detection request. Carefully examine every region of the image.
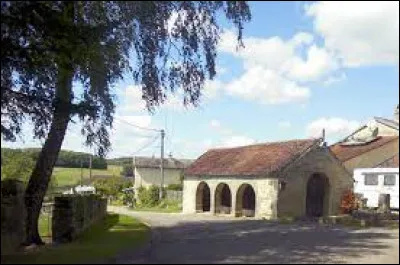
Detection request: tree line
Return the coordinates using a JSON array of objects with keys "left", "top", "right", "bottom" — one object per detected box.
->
[{"left": 1, "top": 148, "right": 107, "bottom": 170}]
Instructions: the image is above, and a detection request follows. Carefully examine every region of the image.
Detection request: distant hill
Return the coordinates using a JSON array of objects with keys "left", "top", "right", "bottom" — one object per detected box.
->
[
  {"left": 1, "top": 148, "right": 107, "bottom": 169},
  {"left": 107, "top": 157, "right": 132, "bottom": 165}
]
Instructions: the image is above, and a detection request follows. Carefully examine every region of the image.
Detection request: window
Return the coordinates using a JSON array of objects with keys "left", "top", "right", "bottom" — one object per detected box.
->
[
  {"left": 384, "top": 174, "right": 396, "bottom": 186},
  {"left": 364, "top": 174, "right": 378, "bottom": 186}
]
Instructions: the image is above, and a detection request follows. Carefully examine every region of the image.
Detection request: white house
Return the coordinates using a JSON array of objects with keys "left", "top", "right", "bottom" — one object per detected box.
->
[
  {"left": 133, "top": 155, "right": 193, "bottom": 189},
  {"left": 354, "top": 163, "right": 399, "bottom": 209}
]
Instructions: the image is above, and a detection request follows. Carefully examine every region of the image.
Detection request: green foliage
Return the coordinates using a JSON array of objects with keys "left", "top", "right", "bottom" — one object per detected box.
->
[
  {"left": 137, "top": 185, "right": 161, "bottom": 207},
  {"left": 166, "top": 183, "right": 183, "bottom": 191},
  {"left": 1, "top": 150, "right": 35, "bottom": 182},
  {"left": 92, "top": 177, "right": 132, "bottom": 198},
  {"left": 121, "top": 163, "right": 134, "bottom": 177},
  {"left": 2, "top": 1, "right": 251, "bottom": 156},
  {"left": 1, "top": 148, "right": 107, "bottom": 169}
]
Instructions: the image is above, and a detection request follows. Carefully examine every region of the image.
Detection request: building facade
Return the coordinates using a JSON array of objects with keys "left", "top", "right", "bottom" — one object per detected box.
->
[
  {"left": 133, "top": 156, "right": 193, "bottom": 189},
  {"left": 183, "top": 139, "right": 352, "bottom": 219}
]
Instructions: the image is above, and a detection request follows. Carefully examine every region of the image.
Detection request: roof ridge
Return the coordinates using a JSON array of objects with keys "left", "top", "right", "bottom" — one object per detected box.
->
[{"left": 207, "top": 138, "right": 318, "bottom": 152}]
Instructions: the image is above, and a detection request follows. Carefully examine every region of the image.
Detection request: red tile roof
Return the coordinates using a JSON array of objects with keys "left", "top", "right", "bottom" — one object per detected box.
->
[
  {"left": 376, "top": 154, "right": 399, "bottom": 168},
  {"left": 185, "top": 139, "right": 319, "bottom": 176},
  {"left": 330, "top": 136, "right": 398, "bottom": 162}
]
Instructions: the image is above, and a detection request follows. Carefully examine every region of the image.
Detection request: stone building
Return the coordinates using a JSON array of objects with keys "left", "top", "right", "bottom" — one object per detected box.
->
[
  {"left": 134, "top": 156, "right": 193, "bottom": 189},
  {"left": 183, "top": 138, "right": 352, "bottom": 219},
  {"left": 330, "top": 104, "right": 399, "bottom": 172}
]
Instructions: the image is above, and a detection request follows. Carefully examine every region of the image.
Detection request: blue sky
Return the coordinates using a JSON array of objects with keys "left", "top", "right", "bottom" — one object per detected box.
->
[{"left": 3, "top": 1, "right": 399, "bottom": 159}]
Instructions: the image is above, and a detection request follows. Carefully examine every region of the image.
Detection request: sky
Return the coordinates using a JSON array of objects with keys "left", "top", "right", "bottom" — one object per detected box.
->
[{"left": 2, "top": 1, "right": 399, "bottom": 159}]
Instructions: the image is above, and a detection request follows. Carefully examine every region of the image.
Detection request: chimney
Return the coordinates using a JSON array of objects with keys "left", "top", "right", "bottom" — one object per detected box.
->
[{"left": 395, "top": 104, "right": 399, "bottom": 122}]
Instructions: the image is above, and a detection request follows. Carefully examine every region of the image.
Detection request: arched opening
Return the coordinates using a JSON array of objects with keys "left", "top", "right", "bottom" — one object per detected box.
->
[
  {"left": 215, "top": 183, "right": 232, "bottom": 214},
  {"left": 195, "top": 182, "right": 210, "bottom": 212},
  {"left": 236, "top": 184, "right": 256, "bottom": 217},
  {"left": 306, "top": 173, "right": 330, "bottom": 217}
]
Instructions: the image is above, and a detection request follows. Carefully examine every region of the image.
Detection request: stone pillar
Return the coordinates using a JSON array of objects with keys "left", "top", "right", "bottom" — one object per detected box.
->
[
  {"left": 257, "top": 179, "right": 279, "bottom": 219},
  {"left": 378, "top": 194, "right": 390, "bottom": 213},
  {"left": 231, "top": 189, "right": 237, "bottom": 217},
  {"left": 210, "top": 187, "right": 216, "bottom": 215}
]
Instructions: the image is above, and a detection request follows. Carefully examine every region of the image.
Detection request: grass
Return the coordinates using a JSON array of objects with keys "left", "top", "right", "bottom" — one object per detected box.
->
[
  {"left": 1, "top": 214, "right": 150, "bottom": 264},
  {"left": 51, "top": 165, "right": 122, "bottom": 187},
  {"left": 38, "top": 214, "right": 52, "bottom": 239},
  {"left": 132, "top": 199, "right": 182, "bottom": 213}
]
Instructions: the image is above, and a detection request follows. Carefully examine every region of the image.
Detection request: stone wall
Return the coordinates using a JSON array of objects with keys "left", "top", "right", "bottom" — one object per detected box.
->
[
  {"left": 277, "top": 147, "right": 353, "bottom": 218},
  {"left": 52, "top": 194, "right": 107, "bottom": 243},
  {"left": 182, "top": 176, "right": 278, "bottom": 219},
  {"left": 1, "top": 179, "right": 26, "bottom": 254}
]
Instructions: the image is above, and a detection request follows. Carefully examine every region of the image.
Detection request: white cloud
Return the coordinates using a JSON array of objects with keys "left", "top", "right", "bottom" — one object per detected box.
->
[
  {"left": 209, "top": 119, "right": 233, "bottom": 135},
  {"left": 210, "top": 119, "right": 221, "bottom": 129},
  {"left": 119, "top": 85, "right": 147, "bottom": 113},
  {"left": 225, "top": 66, "right": 310, "bottom": 104},
  {"left": 306, "top": 1, "right": 399, "bottom": 67},
  {"left": 306, "top": 117, "right": 360, "bottom": 142},
  {"left": 219, "top": 135, "right": 255, "bottom": 148},
  {"left": 278, "top": 121, "right": 292, "bottom": 129},
  {"left": 219, "top": 30, "right": 339, "bottom": 83},
  {"left": 323, "top": 72, "right": 347, "bottom": 86}
]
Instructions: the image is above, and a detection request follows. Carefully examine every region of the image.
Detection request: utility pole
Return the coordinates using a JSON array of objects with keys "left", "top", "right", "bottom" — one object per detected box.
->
[
  {"left": 80, "top": 157, "right": 83, "bottom": 187},
  {"left": 89, "top": 155, "right": 92, "bottom": 181},
  {"left": 160, "top": 129, "right": 165, "bottom": 200}
]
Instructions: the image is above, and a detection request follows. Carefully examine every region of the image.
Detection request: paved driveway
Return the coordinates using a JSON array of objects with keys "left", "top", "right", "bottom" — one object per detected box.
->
[{"left": 108, "top": 206, "right": 399, "bottom": 264}]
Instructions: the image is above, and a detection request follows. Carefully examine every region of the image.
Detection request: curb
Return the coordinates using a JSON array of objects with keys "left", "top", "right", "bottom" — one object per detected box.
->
[{"left": 107, "top": 208, "right": 162, "bottom": 264}]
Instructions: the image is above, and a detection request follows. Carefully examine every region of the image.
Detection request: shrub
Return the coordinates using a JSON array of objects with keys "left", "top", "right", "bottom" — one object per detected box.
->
[
  {"left": 340, "top": 189, "right": 358, "bottom": 214},
  {"left": 137, "top": 185, "right": 161, "bottom": 207},
  {"left": 92, "top": 177, "right": 132, "bottom": 198},
  {"left": 166, "top": 183, "right": 183, "bottom": 191}
]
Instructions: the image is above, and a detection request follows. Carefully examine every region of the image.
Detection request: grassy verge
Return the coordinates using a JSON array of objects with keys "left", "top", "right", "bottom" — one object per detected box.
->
[
  {"left": 132, "top": 200, "right": 182, "bottom": 213},
  {"left": 1, "top": 214, "right": 150, "bottom": 264}
]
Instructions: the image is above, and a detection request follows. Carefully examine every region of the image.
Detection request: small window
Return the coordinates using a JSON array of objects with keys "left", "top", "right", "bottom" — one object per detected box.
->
[
  {"left": 364, "top": 174, "right": 378, "bottom": 186},
  {"left": 384, "top": 174, "right": 396, "bottom": 186}
]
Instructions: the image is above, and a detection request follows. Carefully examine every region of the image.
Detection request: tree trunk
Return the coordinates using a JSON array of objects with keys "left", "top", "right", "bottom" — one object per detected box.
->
[{"left": 24, "top": 67, "right": 73, "bottom": 245}]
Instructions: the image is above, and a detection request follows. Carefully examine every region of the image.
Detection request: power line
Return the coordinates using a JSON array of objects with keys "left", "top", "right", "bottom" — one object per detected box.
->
[
  {"left": 131, "top": 135, "right": 160, "bottom": 156},
  {"left": 114, "top": 116, "right": 161, "bottom": 132}
]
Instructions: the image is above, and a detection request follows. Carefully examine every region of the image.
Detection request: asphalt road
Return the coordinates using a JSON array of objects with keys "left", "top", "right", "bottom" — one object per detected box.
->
[{"left": 108, "top": 206, "right": 399, "bottom": 264}]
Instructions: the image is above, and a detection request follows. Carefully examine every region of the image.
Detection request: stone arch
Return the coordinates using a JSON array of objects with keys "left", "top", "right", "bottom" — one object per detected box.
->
[
  {"left": 306, "top": 173, "right": 330, "bottom": 217},
  {"left": 215, "top": 183, "right": 232, "bottom": 214},
  {"left": 195, "top": 182, "right": 210, "bottom": 212},
  {"left": 236, "top": 183, "right": 256, "bottom": 217}
]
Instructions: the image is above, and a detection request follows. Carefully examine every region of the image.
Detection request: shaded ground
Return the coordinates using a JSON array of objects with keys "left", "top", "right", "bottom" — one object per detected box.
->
[
  {"left": 1, "top": 214, "right": 149, "bottom": 264},
  {"left": 109, "top": 206, "right": 399, "bottom": 264}
]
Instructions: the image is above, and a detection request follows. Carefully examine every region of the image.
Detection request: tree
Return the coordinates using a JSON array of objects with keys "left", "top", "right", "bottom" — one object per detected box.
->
[{"left": 1, "top": 1, "right": 251, "bottom": 245}]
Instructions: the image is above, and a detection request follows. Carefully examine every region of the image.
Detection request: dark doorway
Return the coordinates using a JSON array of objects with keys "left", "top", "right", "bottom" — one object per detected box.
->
[
  {"left": 236, "top": 184, "right": 256, "bottom": 217},
  {"left": 215, "top": 183, "right": 232, "bottom": 214},
  {"left": 306, "top": 173, "right": 329, "bottom": 217},
  {"left": 196, "top": 182, "right": 210, "bottom": 212}
]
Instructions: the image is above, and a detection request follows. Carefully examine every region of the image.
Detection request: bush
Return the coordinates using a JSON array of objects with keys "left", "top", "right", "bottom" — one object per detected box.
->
[
  {"left": 92, "top": 177, "right": 132, "bottom": 198},
  {"left": 137, "top": 185, "right": 161, "bottom": 207},
  {"left": 121, "top": 163, "right": 134, "bottom": 177},
  {"left": 166, "top": 183, "right": 183, "bottom": 191},
  {"left": 340, "top": 189, "right": 358, "bottom": 214}
]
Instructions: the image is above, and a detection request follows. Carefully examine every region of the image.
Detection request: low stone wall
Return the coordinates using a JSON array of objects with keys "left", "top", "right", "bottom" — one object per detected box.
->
[
  {"left": 1, "top": 179, "right": 26, "bottom": 255},
  {"left": 52, "top": 194, "right": 107, "bottom": 243}
]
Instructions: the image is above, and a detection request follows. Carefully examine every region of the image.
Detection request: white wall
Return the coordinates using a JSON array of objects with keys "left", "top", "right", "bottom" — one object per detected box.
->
[
  {"left": 354, "top": 168, "right": 399, "bottom": 209},
  {"left": 134, "top": 167, "right": 183, "bottom": 189}
]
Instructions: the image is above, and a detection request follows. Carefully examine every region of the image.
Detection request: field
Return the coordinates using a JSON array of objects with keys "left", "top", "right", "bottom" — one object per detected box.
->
[{"left": 51, "top": 165, "right": 122, "bottom": 187}]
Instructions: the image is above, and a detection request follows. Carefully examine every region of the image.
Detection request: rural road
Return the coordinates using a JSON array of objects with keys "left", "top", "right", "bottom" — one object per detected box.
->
[{"left": 108, "top": 206, "right": 399, "bottom": 264}]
